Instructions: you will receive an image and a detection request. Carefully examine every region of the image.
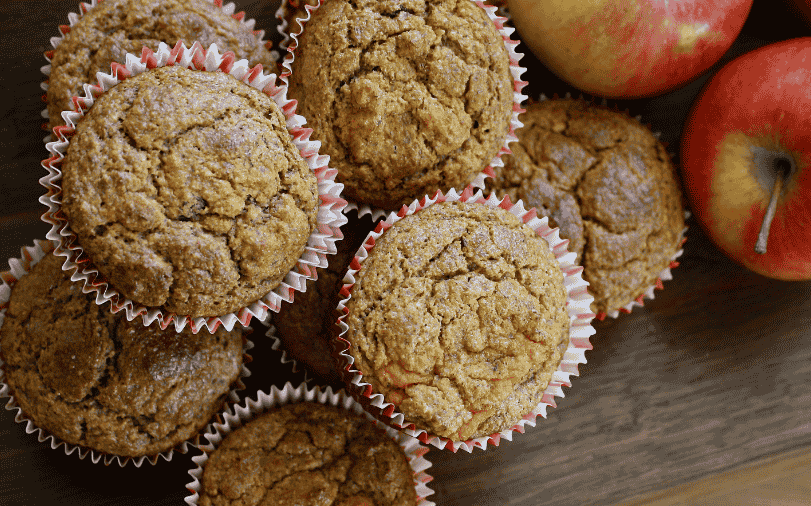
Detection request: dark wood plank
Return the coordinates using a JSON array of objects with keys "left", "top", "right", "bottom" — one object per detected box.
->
[{"left": 1, "top": 1, "right": 811, "bottom": 505}]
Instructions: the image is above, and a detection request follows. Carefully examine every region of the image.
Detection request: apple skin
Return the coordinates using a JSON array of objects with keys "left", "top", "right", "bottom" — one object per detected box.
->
[
  {"left": 681, "top": 37, "right": 811, "bottom": 281},
  {"left": 506, "top": 0, "right": 753, "bottom": 98}
]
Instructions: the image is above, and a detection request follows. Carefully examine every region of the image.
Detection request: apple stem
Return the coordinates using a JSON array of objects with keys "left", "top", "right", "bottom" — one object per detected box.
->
[{"left": 754, "top": 159, "right": 791, "bottom": 255}]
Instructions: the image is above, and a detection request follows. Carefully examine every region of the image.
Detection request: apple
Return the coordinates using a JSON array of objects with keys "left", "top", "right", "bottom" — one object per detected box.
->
[
  {"left": 680, "top": 37, "right": 811, "bottom": 280},
  {"left": 506, "top": 0, "right": 753, "bottom": 98}
]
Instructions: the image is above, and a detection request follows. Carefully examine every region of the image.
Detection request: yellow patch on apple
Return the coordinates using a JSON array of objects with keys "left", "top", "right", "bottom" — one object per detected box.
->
[{"left": 712, "top": 131, "right": 798, "bottom": 243}]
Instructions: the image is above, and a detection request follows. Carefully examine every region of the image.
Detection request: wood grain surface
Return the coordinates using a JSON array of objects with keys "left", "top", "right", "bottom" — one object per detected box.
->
[
  {"left": 621, "top": 446, "right": 811, "bottom": 505},
  {"left": 1, "top": 1, "right": 810, "bottom": 505}
]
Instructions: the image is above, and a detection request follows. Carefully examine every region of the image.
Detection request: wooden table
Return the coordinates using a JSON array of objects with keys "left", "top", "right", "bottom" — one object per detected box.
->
[{"left": 1, "top": 1, "right": 810, "bottom": 504}]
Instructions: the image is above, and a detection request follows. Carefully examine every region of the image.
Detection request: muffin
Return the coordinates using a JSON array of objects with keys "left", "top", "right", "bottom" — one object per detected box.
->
[
  {"left": 197, "top": 402, "right": 418, "bottom": 506},
  {"left": 272, "top": 211, "right": 377, "bottom": 383},
  {"left": 341, "top": 200, "right": 572, "bottom": 442},
  {"left": 488, "top": 99, "right": 686, "bottom": 315},
  {"left": 59, "top": 64, "right": 319, "bottom": 318},
  {"left": 0, "top": 252, "right": 246, "bottom": 460},
  {"left": 287, "top": 0, "right": 515, "bottom": 210},
  {"left": 46, "top": 0, "right": 277, "bottom": 130}
]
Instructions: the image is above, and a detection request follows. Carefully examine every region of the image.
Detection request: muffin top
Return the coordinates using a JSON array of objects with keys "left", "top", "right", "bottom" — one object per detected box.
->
[
  {"left": 199, "top": 402, "right": 416, "bottom": 506},
  {"left": 61, "top": 65, "right": 319, "bottom": 317},
  {"left": 47, "top": 0, "right": 277, "bottom": 129},
  {"left": 273, "top": 211, "right": 376, "bottom": 383},
  {"left": 488, "top": 99, "right": 685, "bottom": 314},
  {"left": 288, "top": 0, "right": 513, "bottom": 210},
  {"left": 344, "top": 201, "right": 570, "bottom": 441},
  {"left": 0, "top": 253, "right": 244, "bottom": 458}
]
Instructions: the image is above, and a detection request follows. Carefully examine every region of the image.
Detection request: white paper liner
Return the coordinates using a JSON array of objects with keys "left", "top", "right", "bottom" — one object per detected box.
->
[
  {"left": 0, "top": 239, "right": 255, "bottom": 467},
  {"left": 40, "top": 40, "right": 348, "bottom": 335},
  {"left": 277, "top": 0, "right": 528, "bottom": 221},
  {"left": 184, "top": 382, "right": 436, "bottom": 506},
  {"left": 264, "top": 322, "right": 315, "bottom": 384},
  {"left": 274, "top": 0, "right": 315, "bottom": 51},
  {"left": 334, "top": 186, "right": 596, "bottom": 453},
  {"left": 40, "top": 0, "right": 280, "bottom": 142}
]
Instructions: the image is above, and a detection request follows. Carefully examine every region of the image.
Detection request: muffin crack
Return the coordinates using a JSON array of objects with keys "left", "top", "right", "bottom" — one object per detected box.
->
[
  {"left": 487, "top": 99, "right": 685, "bottom": 313},
  {"left": 61, "top": 65, "right": 319, "bottom": 316},
  {"left": 1, "top": 255, "right": 245, "bottom": 458},
  {"left": 199, "top": 403, "right": 417, "bottom": 506},
  {"left": 346, "top": 202, "right": 569, "bottom": 440}
]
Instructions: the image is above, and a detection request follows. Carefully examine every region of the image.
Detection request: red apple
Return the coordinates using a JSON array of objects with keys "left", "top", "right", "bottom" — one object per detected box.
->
[
  {"left": 681, "top": 37, "right": 811, "bottom": 280},
  {"left": 506, "top": 0, "right": 753, "bottom": 98}
]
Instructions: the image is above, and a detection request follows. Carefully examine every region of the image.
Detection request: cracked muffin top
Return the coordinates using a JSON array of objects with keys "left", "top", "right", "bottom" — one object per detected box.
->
[
  {"left": 287, "top": 0, "right": 514, "bottom": 210},
  {"left": 344, "top": 201, "right": 570, "bottom": 441},
  {"left": 0, "top": 253, "right": 244, "bottom": 458},
  {"left": 487, "top": 99, "right": 685, "bottom": 314},
  {"left": 273, "top": 210, "right": 376, "bottom": 383},
  {"left": 47, "top": 0, "right": 277, "bottom": 130},
  {"left": 198, "top": 402, "right": 416, "bottom": 506},
  {"left": 61, "top": 65, "right": 319, "bottom": 317}
]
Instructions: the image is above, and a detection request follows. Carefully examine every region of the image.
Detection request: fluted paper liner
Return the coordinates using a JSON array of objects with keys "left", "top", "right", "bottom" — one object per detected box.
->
[
  {"left": 277, "top": 0, "right": 528, "bottom": 221},
  {"left": 40, "top": 0, "right": 279, "bottom": 142},
  {"left": 40, "top": 41, "right": 348, "bottom": 334},
  {"left": 184, "top": 382, "right": 436, "bottom": 506},
  {"left": 263, "top": 322, "right": 315, "bottom": 384},
  {"left": 334, "top": 186, "right": 596, "bottom": 453},
  {"left": 0, "top": 240, "right": 254, "bottom": 466}
]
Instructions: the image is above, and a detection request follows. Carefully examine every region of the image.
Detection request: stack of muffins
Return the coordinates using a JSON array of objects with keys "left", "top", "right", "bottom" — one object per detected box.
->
[{"left": 0, "top": 0, "right": 688, "bottom": 503}]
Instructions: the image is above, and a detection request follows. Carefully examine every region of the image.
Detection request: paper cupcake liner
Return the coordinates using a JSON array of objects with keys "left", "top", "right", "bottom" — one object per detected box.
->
[
  {"left": 40, "top": 40, "right": 348, "bottom": 335},
  {"left": 274, "top": 0, "right": 316, "bottom": 52},
  {"left": 39, "top": 0, "right": 279, "bottom": 142},
  {"left": 263, "top": 322, "right": 315, "bottom": 384},
  {"left": 333, "top": 186, "right": 596, "bottom": 453},
  {"left": 184, "top": 382, "right": 436, "bottom": 506},
  {"left": 277, "top": 0, "right": 528, "bottom": 221},
  {"left": 0, "top": 239, "right": 255, "bottom": 467},
  {"left": 516, "top": 93, "right": 690, "bottom": 321}
]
